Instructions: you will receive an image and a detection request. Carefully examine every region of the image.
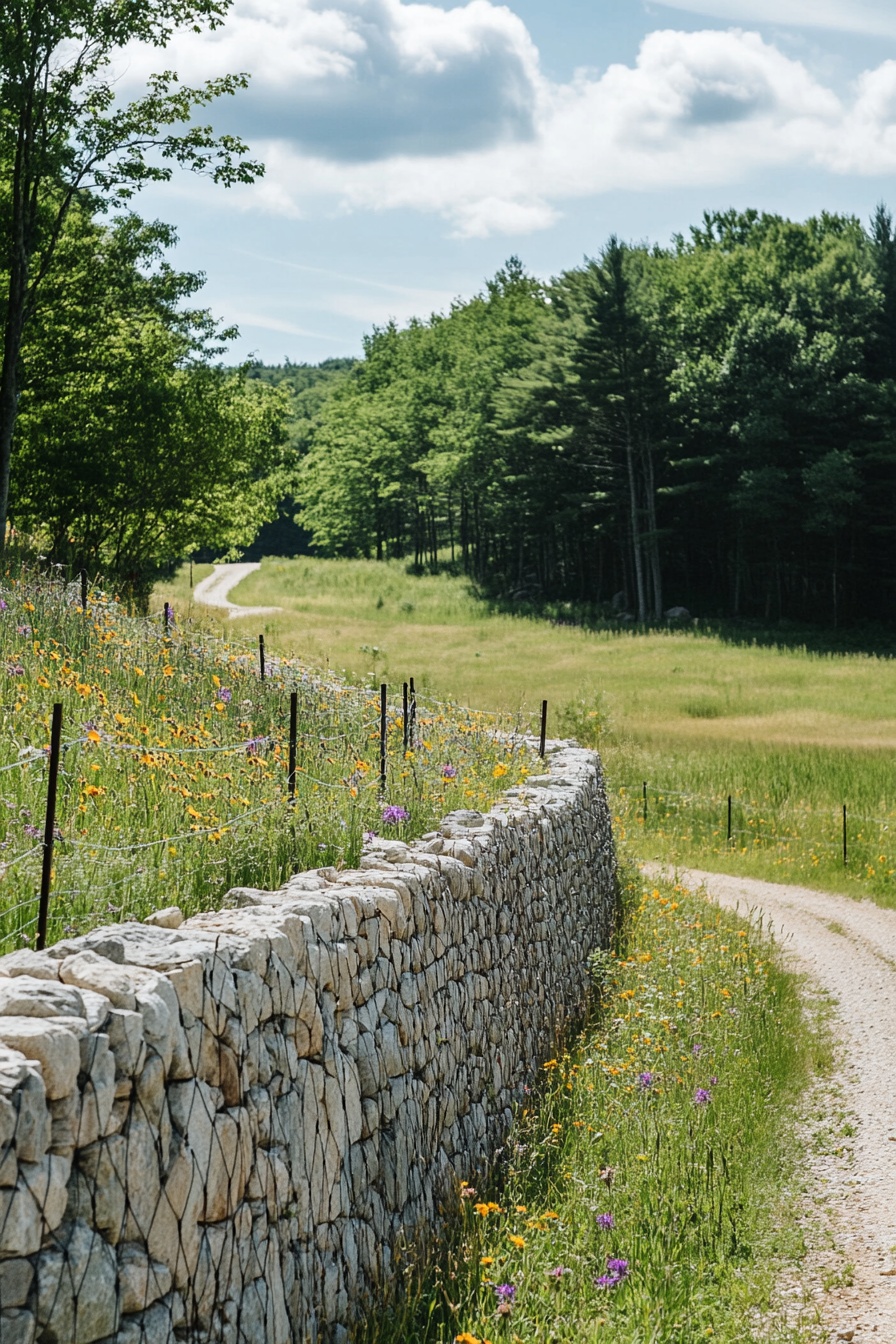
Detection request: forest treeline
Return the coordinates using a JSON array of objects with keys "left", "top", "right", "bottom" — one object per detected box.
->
[{"left": 297, "top": 208, "right": 896, "bottom": 625}]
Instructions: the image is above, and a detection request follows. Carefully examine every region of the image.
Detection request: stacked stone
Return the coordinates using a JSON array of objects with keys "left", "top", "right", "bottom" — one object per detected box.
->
[{"left": 0, "top": 741, "right": 615, "bottom": 1344}]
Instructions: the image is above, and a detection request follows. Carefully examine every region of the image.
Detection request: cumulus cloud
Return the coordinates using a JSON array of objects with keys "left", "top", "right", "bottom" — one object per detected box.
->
[
  {"left": 117, "top": 0, "right": 541, "bottom": 160},
  {"left": 120, "top": 5, "right": 896, "bottom": 238}
]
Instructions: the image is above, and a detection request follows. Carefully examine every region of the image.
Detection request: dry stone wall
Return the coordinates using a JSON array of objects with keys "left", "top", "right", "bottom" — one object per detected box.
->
[{"left": 0, "top": 741, "right": 615, "bottom": 1344}]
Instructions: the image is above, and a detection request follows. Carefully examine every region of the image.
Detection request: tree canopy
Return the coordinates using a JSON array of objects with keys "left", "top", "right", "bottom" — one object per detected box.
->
[{"left": 297, "top": 212, "right": 896, "bottom": 627}]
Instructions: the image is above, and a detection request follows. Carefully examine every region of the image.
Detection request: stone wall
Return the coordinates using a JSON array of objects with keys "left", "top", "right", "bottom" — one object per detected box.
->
[{"left": 0, "top": 741, "right": 615, "bottom": 1344}]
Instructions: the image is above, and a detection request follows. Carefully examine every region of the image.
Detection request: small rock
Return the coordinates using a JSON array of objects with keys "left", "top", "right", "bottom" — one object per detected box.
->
[
  {"left": 143, "top": 907, "right": 183, "bottom": 930},
  {"left": 0, "top": 976, "right": 85, "bottom": 1020},
  {"left": 0, "top": 951, "right": 59, "bottom": 981}
]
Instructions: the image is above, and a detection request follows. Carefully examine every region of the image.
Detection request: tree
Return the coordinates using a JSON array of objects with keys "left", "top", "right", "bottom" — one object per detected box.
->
[
  {"left": 0, "top": 0, "right": 263, "bottom": 546},
  {"left": 9, "top": 204, "right": 287, "bottom": 604}
]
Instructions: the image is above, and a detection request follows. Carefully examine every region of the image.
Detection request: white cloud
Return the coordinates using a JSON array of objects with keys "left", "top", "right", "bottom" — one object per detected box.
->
[
  {"left": 117, "top": 0, "right": 541, "bottom": 160},
  {"left": 652, "top": 0, "right": 896, "bottom": 39},
  {"left": 121, "top": 7, "right": 896, "bottom": 239}
]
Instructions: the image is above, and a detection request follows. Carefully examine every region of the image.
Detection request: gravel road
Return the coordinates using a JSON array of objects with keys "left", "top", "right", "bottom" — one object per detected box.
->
[
  {"left": 643, "top": 865, "right": 896, "bottom": 1341},
  {"left": 192, "top": 562, "right": 282, "bottom": 619}
]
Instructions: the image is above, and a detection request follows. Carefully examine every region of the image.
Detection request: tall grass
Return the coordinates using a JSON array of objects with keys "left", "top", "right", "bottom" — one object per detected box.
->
[
  {"left": 0, "top": 564, "right": 531, "bottom": 953},
  {"left": 603, "top": 736, "right": 896, "bottom": 902},
  {"left": 359, "top": 867, "right": 825, "bottom": 1344}
]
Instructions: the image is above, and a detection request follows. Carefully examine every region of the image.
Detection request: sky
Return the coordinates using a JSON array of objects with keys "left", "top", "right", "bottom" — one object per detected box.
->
[{"left": 118, "top": 0, "right": 896, "bottom": 364}]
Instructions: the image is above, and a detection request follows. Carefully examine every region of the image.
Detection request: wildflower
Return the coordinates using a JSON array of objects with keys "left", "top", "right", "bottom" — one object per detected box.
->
[
  {"left": 596, "top": 1213, "right": 614, "bottom": 1231},
  {"left": 381, "top": 804, "right": 410, "bottom": 825},
  {"left": 710, "top": 1076, "right": 718, "bottom": 1086},
  {"left": 16, "top": 625, "right": 31, "bottom": 636},
  {"left": 217, "top": 687, "right": 232, "bottom": 703},
  {"left": 695, "top": 1088, "right": 712, "bottom": 1105},
  {"left": 459, "top": 1184, "right": 477, "bottom": 1200},
  {"left": 693, "top": 1043, "right": 703, "bottom": 1056},
  {"left": 599, "top": 1166, "right": 615, "bottom": 1189},
  {"left": 0, "top": 599, "right": 6, "bottom": 611},
  {"left": 492, "top": 763, "right": 508, "bottom": 778},
  {"left": 548, "top": 1266, "right": 571, "bottom": 1279},
  {"left": 507, "top": 1234, "right": 526, "bottom": 1249},
  {"left": 638, "top": 1071, "right": 654, "bottom": 1091},
  {"left": 494, "top": 1284, "right": 516, "bottom": 1315},
  {"left": 23, "top": 824, "right": 41, "bottom": 839},
  {"left": 246, "top": 737, "right": 267, "bottom": 757},
  {"left": 441, "top": 763, "right": 458, "bottom": 778},
  {"left": 363, "top": 830, "right": 378, "bottom": 842},
  {"left": 6, "top": 663, "right": 24, "bottom": 676},
  {"left": 594, "top": 1257, "right": 629, "bottom": 1289},
  {"left": 479, "top": 1257, "right": 494, "bottom": 1267}
]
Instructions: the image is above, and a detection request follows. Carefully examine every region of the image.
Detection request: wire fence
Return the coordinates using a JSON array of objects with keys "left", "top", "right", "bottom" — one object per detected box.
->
[
  {"left": 614, "top": 779, "right": 896, "bottom": 886},
  {"left": 0, "top": 568, "right": 542, "bottom": 956}
]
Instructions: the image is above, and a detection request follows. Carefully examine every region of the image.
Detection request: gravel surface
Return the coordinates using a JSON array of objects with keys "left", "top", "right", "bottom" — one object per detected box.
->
[
  {"left": 643, "top": 865, "right": 896, "bottom": 1342},
  {"left": 193, "top": 562, "right": 282, "bottom": 619}
]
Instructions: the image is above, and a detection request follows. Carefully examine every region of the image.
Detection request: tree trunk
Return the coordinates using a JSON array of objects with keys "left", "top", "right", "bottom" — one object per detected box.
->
[{"left": 624, "top": 419, "right": 647, "bottom": 621}]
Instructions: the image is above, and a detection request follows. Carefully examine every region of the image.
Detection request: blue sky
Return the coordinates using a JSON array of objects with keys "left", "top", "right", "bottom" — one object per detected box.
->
[{"left": 121, "top": 0, "right": 896, "bottom": 364}]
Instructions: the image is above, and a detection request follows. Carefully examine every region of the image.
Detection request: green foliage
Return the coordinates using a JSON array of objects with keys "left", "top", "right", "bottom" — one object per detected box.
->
[
  {"left": 6, "top": 206, "right": 288, "bottom": 605},
  {"left": 0, "top": 0, "right": 264, "bottom": 547},
  {"left": 361, "top": 869, "right": 822, "bottom": 1343},
  {"left": 297, "top": 210, "right": 896, "bottom": 628}
]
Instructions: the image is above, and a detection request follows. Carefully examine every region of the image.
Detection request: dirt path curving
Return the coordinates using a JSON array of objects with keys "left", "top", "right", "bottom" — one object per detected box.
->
[
  {"left": 192, "top": 562, "right": 282, "bottom": 620},
  {"left": 643, "top": 864, "right": 896, "bottom": 1341}
]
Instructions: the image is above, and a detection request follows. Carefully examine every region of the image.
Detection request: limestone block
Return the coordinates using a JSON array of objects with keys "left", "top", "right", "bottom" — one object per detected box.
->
[
  {"left": 143, "top": 907, "right": 183, "bottom": 930},
  {"left": 147, "top": 1141, "right": 203, "bottom": 1288},
  {"left": 105, "top": 1009, "right": 145, "bottom": 1079},
  {"left": 12, "top": 1069, "right": 49, "bottom": 1163},
  {"left": 0, "top": 951, "right": 60, "bottom": 982},
  {"left": 202, "top": 1109, "right": 251, "bottom": 1223},
  {"left": 135, "top": 977, "right": 181, "bottom": 1074},
  {"left": 68, "top": 1133, "right": 127, "bottom": 1244},
  {"left": 36, "top": 1218, "right": 119, "bottom": 1344},
  {"left": 118, "top": 1242, "right": 172, "bottom": 1314},
  {"left": 0, "top": 1308, "right": 35, "bottom": 1344},
  {"left": 0, "top": 1256, "right": 33, "bottom": 1309},
  {"left": 163, "top": 961, "right": 203, "bottom": 1021},
  {"left": 17, "top": 1153, "right": 70, "bottom": 1234},
  {"left": 0, "top": 1182, "right": 41, "bottom": 1256},
  {"left": 0, "top": 976, "right": 87, "bottom": 1021},
  {"left": 76, "top": 1034, "right": 116, "bottom": 1148},
  {"left": 122, "top": 1114, "right": 163, "bottom": 1241},
  {"left": 59, "top": 951, "right": 136, "bottom": 1011},
  {"left": 0, "top": 1019, "right": 80, "bottom": 1100}
]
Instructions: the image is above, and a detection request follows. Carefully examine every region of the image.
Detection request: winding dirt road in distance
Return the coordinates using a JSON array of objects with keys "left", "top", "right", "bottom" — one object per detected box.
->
[{"left": 192, "top": 562, "right": 282, "bottom": 620}]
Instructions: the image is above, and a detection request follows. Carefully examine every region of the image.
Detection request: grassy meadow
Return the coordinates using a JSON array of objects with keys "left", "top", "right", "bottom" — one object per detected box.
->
[
  {"left": 0, "top": 563, "right": 529, "bottom": 955},
  {"left": 158, "top": 556, "right": 896, "bottom": 903}
]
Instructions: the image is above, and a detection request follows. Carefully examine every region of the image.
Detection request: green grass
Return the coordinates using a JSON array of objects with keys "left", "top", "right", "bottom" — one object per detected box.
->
[
  {"left": 0, "top": 564, "right": 530, "bottom": 954},
  {"left": 160, "top": 556, "right": 896, "bottom": 904},
  {"left": 358, "top": 867, "right": 828, "bottom": 1344}
]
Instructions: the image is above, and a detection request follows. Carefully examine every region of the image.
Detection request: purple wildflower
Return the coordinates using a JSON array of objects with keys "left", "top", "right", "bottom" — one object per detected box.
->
[
  {"left": 217, "top": 687, "right": 232, "bottom": 703},
  {"left": 710, "top": 1076, "right": 718, "bottom": 1086},
  {"left": 6, "top": 663, "right": 24, "bottom": 677},
  {"left": 23, "top": 824, "right": 41, "bottom": 839},
  {"left": 245, "top": 736, "right": 267, "bottom": 757},
  {"left": 594, "top": 1257, "right": 629, "bottom": 1289},
  {"left": 17, "top": 625, "right": 31, "bottom": 636},
  {"left": 381, "top": 804, "right": 410, "bottom": 825},
  {"left": 596, "top": 1212, "right": 614, "bottom": 1231},
  {"left": 441, "top": 763, "right": 458, "bottom": 779},
  {"left": 692, "top": 1043, "right": 702, "bottom": 1056},
  {"left": 694, "top": 1088, "right": 712, "bottom": 1106},
  {"left": 638, "top": 1071, "right": 654, "bottom": 1091},
  {"left": 0, "top": 599, "right": 7, "bottom": 612},
  {"left": 494, "top": 1284, "right": 516, "bottom": 1304},
  {"left": 547, "top": 1266, "right": 571, "bottom": 1279},
  {"left": 363, "top": 830, "right": 378, "bottom": 842}
]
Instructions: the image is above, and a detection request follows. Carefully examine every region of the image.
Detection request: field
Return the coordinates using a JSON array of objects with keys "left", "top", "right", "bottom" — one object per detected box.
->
[
  {"left": 360, "top": 866, "right": 828, "bottom": 1344},
  {"left": 157, "top": 557, "right": 896, "bottom": 903},
  {"left": 0, "top": 563, "right": 528, "bottom": 955}
]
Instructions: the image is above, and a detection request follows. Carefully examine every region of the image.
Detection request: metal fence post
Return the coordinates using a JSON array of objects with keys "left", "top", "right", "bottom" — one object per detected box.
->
[{"left": 37, "top": 703, "right": 63, "bottom": 952}]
